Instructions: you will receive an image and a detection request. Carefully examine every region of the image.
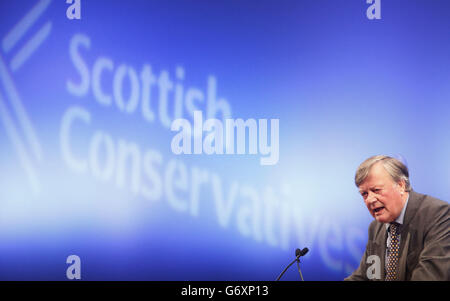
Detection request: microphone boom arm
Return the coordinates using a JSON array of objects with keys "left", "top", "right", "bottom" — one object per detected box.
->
[
  {"left": 275, "top": 255, "right": 300, "bottom": 281},
  {"left": 275, "top": 247, "right": 309, "bottom": 281}
]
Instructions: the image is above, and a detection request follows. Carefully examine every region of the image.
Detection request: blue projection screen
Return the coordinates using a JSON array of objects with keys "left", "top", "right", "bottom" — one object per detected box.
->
[{"left": 0, "top": 0, "right": 449, "bottom": 281}]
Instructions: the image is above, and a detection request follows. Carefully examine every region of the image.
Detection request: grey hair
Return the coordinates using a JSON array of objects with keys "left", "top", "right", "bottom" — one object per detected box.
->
[{"left": 355, "top": 155, "right": 411, "bottom": 191}]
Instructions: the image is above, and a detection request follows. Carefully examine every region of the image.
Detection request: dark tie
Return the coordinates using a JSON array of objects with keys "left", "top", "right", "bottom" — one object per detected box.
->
[{"left": 385, "top": 223, "right": 400, "bottom": 281}]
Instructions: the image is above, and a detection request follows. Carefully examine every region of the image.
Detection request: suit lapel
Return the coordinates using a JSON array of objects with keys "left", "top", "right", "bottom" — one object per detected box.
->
[
  {"left": 372, "top": 223, "right": 387, "bottom": 281},
  {"left": 379, "top": 227, "right": 387, "bottom": 281},
  {"left": 398, "top": 229, "right": 411, "bottom": 280},
  {"left": 397, "top": 190, "right": 422, "bottom": 280}
]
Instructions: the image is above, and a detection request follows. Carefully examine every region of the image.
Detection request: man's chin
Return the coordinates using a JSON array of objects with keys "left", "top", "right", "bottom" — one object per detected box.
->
[{"left": 375, "top": 215, "right": 393, "bottom": 224}]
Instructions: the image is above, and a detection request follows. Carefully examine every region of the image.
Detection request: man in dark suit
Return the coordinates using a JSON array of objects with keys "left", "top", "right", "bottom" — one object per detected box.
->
[{"left": 345, "top": 155, "right": 449, "bottom": 281}]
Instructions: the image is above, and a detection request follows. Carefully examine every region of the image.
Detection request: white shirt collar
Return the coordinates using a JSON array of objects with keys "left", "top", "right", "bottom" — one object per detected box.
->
[{"left": 395, "top": 193, "right": 409, "bottom": 225}]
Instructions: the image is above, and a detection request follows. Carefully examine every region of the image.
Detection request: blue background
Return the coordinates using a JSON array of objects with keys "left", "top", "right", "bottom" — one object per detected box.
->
[{"left": 0, "top": 0, "right": 449, "bottom": 280}]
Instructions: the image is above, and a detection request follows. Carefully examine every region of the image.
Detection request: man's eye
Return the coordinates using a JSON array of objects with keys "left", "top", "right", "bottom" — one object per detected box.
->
[{"left": 361, "top": 192, "right": 367, "bottom": 197}]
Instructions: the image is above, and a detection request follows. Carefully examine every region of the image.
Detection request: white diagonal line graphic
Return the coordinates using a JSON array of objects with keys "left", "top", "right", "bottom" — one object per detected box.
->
[
  {"left": 0, "top": 0, "right": 55, "bottom": 195},
  {"left": 2, "top": 0, "right": 52, "bottom": 54},
  {"left": 10, "top": 21, "right": 52, "bottom": 72},
  {"left": 0, "top": 55, "right": 43, "bottom": 162},
  {"left": 0, "top": 90, "right": 40, "bottom": 195}
]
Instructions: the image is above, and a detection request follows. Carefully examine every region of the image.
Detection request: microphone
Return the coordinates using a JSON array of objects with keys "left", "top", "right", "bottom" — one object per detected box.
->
[
  {"left": 298, "top": 247, "right": 309, "bottom": 257},
  {"left": 276, "top": 247, "right": 309, "bottom": 281}
]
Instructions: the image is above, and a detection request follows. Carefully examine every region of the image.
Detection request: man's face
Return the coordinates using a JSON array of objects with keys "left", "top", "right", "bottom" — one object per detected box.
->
[{"left": 358, "top": 163, "right": 406, "bottom": 223}]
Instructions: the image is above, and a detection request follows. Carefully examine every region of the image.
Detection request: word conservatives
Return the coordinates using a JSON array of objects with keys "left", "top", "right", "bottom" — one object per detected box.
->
[{"left": 171, "top": 111, "right": 279, "bottom": 165}]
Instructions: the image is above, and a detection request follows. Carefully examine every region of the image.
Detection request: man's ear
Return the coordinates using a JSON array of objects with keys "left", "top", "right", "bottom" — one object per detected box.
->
[{"left": 397, "top": 180, "right": 406, "bottom": 194}]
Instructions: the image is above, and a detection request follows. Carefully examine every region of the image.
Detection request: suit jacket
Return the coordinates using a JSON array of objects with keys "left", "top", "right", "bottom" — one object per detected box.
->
[{"left": 345, "top": 190, "right": 450, "bottom": 281}]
